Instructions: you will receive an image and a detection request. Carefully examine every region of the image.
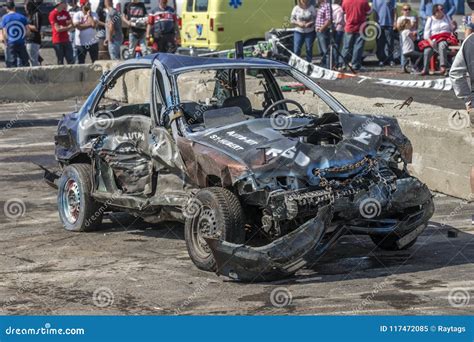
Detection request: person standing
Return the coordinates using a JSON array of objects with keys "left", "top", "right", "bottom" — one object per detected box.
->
[
  {"left": 67, "top": 0, "right": 80, "bottom": 63},
  {"left": 25, "top": 0, "right": 42, "bottom": 66},
  {"left": 449, "top": 7, "right": 474, "bottom": 126},
  {"left": 0, "top": 6, "right": 8, "bottom": 67},
  {"left": 122, "top": 0, "right": 147, "bottom": 58},
  {"left": 315, "top": 0, "right": 331, "bottom": 68},
  {"left": 1, "top": 1, "right": 29, "bottom": 67},
  {"left": 95, "top": 0, "right": 108, "bottom": 59},
  {"left": 73, "top": 2, "right": 98, "bottom": 63},
  {"left": 104, "top": 0, "right": 122, "bottom": 59},
  {"left": 372, "top": 0, "right": 396, "bottom": 66},
  {"left": 290, "top": 0, "right": 316, "bottom": 63},
  {"left": 49, "top": 0, "right": 74, "bottom": 64},
  {"left": 340, "top": 0, "right": 371, "bottom": 71},
  {"left": 146, "top": 0, "right": 179, "bottom": 53},
  {"left": 332, "top": 0, "right": 345, "bottom": 55}
]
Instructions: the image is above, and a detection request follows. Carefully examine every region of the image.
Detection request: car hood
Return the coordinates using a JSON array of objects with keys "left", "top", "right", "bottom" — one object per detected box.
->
[{"left": 186, "top": 113, "right": 408, "bottom": 183}]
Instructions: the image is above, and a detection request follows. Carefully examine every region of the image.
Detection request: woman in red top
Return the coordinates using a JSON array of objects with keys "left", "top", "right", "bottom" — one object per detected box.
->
[{"left": 49, "top": 0, "right": 74, "bottom": 64}]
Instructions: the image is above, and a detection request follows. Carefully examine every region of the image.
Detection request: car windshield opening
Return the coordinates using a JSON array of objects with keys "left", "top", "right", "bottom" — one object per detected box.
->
[{"left": 175, "top": 68, "right": 340, "bottom": 129}]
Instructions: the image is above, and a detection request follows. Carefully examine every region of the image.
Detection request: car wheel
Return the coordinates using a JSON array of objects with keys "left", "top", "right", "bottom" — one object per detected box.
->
[
  {"left": 122, "top": 48, "right": 129, "bottom": 60},
  {"left": 57, "top": 163, "right": 103, "bottom": 232},
  {"left": 184, "top": 187, "right": 245, "bottom": 272},
  {"left": 370, "top": 234, "right": 417, "bottom": 251}
]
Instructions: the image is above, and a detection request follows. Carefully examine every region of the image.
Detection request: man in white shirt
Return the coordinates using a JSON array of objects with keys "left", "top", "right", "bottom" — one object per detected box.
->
[{"left": 73, "top": 2, "right": 98, "bottom": 64}]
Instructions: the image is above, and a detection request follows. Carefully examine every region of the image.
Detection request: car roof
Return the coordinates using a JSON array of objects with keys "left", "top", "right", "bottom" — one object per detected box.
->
[{"left": 142, "top": 53, "right": 291, "bottom": 74}]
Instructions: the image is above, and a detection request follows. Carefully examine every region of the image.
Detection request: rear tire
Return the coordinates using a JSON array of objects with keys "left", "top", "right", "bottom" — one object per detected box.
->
[
  {"left": 184, "top": 187, "right": 245, "bottom": 272},
  {"left": 57, "top": 163, "right": 103, "bottom": 232},
  {"left": 370, "top": 234, "right": 417, "bottom": 251}
]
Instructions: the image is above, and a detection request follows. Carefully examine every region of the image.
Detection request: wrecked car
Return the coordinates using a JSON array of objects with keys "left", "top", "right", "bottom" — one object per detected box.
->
[{"left": 47, "top": 53, "right": 434, "bottom": 281}]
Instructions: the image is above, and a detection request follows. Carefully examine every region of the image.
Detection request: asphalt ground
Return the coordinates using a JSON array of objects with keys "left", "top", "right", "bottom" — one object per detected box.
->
[{"left": 0, "top": 97, "right": 473, "bottom": 315}]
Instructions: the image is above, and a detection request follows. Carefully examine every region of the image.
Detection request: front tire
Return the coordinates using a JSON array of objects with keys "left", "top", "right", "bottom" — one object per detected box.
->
[
  {"left": 184, "top": 187, "right": 245, "bottom": 272},
  {"left": 57, "top": 163, "right": 103, "bottom": 232}
]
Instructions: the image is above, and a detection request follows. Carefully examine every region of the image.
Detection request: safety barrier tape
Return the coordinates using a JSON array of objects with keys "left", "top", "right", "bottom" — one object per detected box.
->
[{"left": 277, "top": 42, "right": 452, "bottom": 92}]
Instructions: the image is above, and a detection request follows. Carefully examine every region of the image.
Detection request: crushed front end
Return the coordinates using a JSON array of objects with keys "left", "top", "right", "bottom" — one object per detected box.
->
[{"left": 203, "top": 113, "right": 434, "bottom": 281}]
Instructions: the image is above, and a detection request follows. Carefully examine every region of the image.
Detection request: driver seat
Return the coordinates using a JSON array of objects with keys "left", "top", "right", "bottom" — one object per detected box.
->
[{"left": 222, "top": 95, "right": 252, "bottom": 114}]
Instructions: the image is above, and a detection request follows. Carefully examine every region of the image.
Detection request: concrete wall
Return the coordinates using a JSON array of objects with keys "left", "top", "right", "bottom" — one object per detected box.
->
[
  {"left": 0, "top": 64, "right": 102, "bottom": 102},
  {"left": 403, "top": 122, "right": 473, "bottom": 201}
]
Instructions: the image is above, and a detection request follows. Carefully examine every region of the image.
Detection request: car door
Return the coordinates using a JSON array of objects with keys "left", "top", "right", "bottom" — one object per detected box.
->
[
  {"left": 147, "top": 59, "right": 193, "bottom": 206},
  {"left": 86, "top": 65, "right": 155, "bottom": 196}
]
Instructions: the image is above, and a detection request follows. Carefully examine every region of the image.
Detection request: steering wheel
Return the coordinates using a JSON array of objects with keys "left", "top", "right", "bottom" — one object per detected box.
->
[{"left": 262, "top": 99, "right": 306, "bottom": 118}]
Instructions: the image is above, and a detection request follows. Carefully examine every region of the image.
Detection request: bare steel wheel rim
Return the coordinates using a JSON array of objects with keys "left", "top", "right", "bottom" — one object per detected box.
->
[
  {"left": 62, "top": 179, "right": 81, "bottom": 224},
  {"left": 192, "top": 207, "right": 220, "bottom": 259}
]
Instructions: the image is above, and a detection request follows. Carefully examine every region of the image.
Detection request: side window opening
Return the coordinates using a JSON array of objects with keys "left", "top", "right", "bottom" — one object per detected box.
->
[
  {"left": 95, "top": 68, "right": 152, "bottom": 118},
  {"left": 195, "top": 0, "right": 208, "bottom": 12},
  {"left": 186, "top": 0, "right": 193, "bottom": 12}
]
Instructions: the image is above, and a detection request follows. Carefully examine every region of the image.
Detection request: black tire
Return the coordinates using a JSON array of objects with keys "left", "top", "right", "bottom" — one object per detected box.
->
[
  {"left": 184, "top": 187, "right": 245, "bottom": 272},
  {"left": 370, "top": 234, "right": 417, "bottom": 251},
  {"left": 403, "top": 60, "right": 411, "bottom": 74},
  {"left": 122, "top": 48, "right": 130, "bottom": 60},
  {"left": 57, "top": 163, "right": 103, "bottom": 232}
]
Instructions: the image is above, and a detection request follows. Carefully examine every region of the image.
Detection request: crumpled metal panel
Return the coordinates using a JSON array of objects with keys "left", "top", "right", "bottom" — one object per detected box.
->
[
  {"left": 180, "top": 113, "right": 409, "bottom": 187},
  {"left": 205, "top": 205, "right": 332, "bottom": 282},
  {"left": 92, "top": 116, "right": 152, "bottom": 195}
]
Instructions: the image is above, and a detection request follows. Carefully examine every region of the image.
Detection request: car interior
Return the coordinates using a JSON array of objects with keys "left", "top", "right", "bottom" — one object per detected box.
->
[
  {"left": 177, "top": 68, "right": 282, "bottom": 131},
  {"left": 176, "top": 68, "right": 333, "bottom": 132}
]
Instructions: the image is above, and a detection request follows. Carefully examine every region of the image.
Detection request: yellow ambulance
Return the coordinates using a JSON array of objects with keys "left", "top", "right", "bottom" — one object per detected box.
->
[{"left": 179, "top": 0, "right": 297, "bottom": 53}]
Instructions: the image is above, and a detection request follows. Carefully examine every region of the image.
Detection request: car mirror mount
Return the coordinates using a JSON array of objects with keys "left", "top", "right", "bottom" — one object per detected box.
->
[{"left": 100, "top": 70, "right": 111, "bottom": 85}]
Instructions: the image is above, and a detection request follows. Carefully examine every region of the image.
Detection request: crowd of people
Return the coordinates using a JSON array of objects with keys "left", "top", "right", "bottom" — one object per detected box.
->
[
  {"left": 0, "top": 0, "right": 179, "bottom": 67},
  {"left": 291, "top": 0, "right": 470, "bottom": 75}
]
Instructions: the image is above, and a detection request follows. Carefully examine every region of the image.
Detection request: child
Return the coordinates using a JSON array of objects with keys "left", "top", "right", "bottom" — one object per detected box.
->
[{"left": 400, "top": 19, "right": 422, "bottom": 72}]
